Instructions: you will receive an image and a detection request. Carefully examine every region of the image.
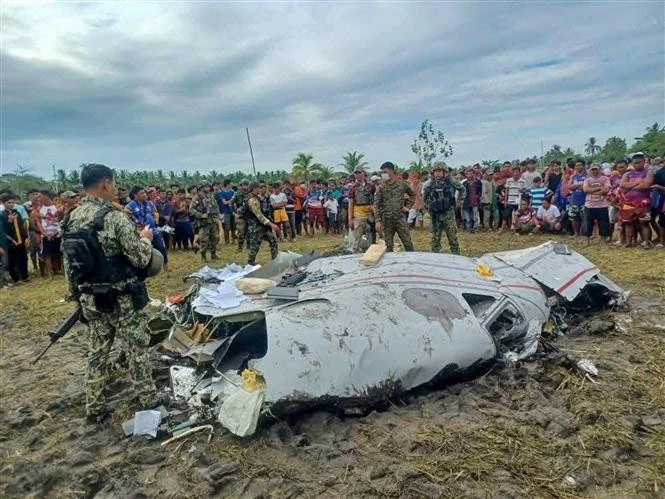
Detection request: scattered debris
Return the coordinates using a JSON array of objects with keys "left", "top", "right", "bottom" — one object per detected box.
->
[{"left": 144, "top": 242, "right": 624, "bottom": 439}]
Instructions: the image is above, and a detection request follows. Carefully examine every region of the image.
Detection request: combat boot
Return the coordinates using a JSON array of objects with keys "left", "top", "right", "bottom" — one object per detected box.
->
[
  {"left": 201, "top": 251, "right": 207, "bottom": 262},
  {"left": 210, "top": 251, "right": 219, "bottom": 260}
]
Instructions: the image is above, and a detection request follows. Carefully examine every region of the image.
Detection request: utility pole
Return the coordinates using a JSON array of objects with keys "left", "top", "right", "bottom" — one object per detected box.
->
[
  {"left": 246, "top": 127, "right": 257, "bottom": 177},
  {"left": 540, "top": 141, "right": 545, "bottom": 169}
]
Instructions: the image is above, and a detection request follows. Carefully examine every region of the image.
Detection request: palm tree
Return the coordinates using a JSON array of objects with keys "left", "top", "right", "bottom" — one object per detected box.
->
[
  {"left": 291, "top": 152, "right": 323, "bottom": 181},
  {"left": 315, "top": 165, "right": 337, "bottom": 180},
  {"left": 339, "top": 151, "right": 368, "bottom": 174},
  {"left": 585, "top": 137, "right": 601, "bottom": 159},
  {"left": 208, "top": 170, "right": 220, "bottom": 184}
]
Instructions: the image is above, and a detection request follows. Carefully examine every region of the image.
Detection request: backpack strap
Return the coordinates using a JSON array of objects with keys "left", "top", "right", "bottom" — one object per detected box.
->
[{"left": 92, "top": 206, "right": 115, "bottom": 232}]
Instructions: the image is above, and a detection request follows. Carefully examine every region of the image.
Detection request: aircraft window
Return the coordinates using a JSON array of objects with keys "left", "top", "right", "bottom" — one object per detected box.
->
[
  {"left": 487, "top": 303, "right": 528, "bottom": 348},
  {"left": 462, "top": 293, "right": 496, "bottom": 318}
]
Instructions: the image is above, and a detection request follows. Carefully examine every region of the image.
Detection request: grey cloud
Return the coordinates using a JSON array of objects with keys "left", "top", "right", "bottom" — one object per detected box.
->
[{"left": 1, "top": 1, "right": 663, "bottom": 175}]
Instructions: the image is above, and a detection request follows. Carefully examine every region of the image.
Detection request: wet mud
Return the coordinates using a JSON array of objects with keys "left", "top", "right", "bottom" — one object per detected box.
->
[{"left": 1, "top": 297, "right": 664, "bottom": 498}]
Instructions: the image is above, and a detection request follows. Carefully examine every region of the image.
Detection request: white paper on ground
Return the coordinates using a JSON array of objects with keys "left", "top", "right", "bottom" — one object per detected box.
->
[{"left": 133, "top": 410, "right": 162, "bottom": 438}]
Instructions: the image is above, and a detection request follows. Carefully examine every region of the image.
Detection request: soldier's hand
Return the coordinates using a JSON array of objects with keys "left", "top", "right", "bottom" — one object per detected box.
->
[
  {"left": 269, "top": 222, "right": 280, "bottom": 234},
  {"left": 139, "top": 227, "right": 154, "bottom": 242}
]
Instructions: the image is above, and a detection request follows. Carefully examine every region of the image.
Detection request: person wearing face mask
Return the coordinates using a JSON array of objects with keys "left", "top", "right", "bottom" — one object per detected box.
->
[
  {"left": 373, "top": 162, "right": 415, "bottom": 252},
  {"left": 60, "top": 163, "right": 163, "bottom": 424}
]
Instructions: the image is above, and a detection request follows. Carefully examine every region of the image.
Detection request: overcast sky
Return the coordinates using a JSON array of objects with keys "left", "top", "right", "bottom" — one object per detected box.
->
[{"left": 2, "top": 1, "right": 664, "bottom": 178}]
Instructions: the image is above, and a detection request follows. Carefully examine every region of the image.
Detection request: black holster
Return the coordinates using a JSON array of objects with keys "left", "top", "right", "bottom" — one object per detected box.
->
[
  {"left": 126, "top": 281, "right": 148, "bottom": 311},
  {"left": 92, "top": 286, "right": 118, "bottom": 313}
]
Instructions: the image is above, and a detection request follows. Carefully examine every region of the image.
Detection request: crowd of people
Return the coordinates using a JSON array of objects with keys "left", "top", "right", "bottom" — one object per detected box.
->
[{"left": 1, "top": 152, "right": 664, "bottom": 289}]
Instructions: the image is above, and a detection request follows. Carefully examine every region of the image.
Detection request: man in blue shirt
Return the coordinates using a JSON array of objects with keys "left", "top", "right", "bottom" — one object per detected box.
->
[
  {"left": 568, "top": 161, "right": 587, "bottom": 236},
  {"left": 215, "top": 179, "right": 235, "bottom": 245},
  {"left": 126, "top": 186, "right": 169, "bottom": 270}
]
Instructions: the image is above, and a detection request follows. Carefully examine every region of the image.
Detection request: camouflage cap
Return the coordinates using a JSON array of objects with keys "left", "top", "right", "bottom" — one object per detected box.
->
[
  {"left": 248, "top": 181, "right": 259, "bottom": 191},
  {"left": 61, "top": 190, "right": 77, "bottom": 198},
  {"left": 240, "top": 178, "right": 250, "bottom": 185},
  {"left": 432, "top": 161, "right": 448, "bottom": 172}
]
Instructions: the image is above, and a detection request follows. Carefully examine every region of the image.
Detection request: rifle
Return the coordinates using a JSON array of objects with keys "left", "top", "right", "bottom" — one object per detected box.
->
[{"left": 33, "top": 308, "right": 82, "bottom": 364}]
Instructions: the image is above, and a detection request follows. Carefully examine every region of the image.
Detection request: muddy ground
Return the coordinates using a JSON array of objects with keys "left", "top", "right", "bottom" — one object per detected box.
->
[{"left": 1, "top": 232, "right": 664, "bottom": 498}]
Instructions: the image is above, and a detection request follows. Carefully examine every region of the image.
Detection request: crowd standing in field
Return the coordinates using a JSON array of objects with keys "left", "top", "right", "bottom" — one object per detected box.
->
[{"left": 1, "top": 152, "right": 664, "bottom": 290}]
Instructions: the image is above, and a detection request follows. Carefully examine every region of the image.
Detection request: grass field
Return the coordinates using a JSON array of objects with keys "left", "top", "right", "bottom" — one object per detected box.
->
[{"left": 1, "top": 229, "right": 664, "bottom": 498}]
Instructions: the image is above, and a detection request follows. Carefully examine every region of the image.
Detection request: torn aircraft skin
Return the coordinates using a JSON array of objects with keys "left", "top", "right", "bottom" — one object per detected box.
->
[{"left": 183, "top": 241, "right": 624, "bottom": 422}]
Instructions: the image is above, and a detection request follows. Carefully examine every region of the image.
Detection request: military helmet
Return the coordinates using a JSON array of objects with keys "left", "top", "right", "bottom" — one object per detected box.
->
[
  {"left": 248, "top": 181, "right": 260, "bottom": 191},
  {"left": 240, "top": 178, "right": 250, "bottom": 185},
  {"left": 145, "top": 248, "right": 163, "bottom": 277}
]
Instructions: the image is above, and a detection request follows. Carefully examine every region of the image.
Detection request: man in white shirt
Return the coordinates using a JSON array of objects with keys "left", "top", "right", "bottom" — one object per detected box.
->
[
  {"left": 269, "top": 183, "right": 292, "bottom": 242},
  {"left": 500, "top": 167, "right": 526, "bottom": 232},
  {"left": 534, "top": 197, "right": 562, "bottom": 233},
  {"left": 521, "top": 159, "right": 540, "bottom": 189}
]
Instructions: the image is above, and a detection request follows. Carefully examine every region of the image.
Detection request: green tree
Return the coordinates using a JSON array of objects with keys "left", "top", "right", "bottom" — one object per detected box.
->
[
  {"left": 408, "top": 160, "right": 424, "bottom": 173},
  {"left": 584, "top": 137, "right": 601, "bottom": 160},
  {"left": 600, "top": 136, "right": 627, "bottom": 162},
  {"left": 291, "top": 152, "right": 323, "bottom": 181},
  {"left": 411, "top": 119, "right": 453, "bottom": 169},
  {"left": 339, "top": 151, "right": 368, "bottom": 174},
  {"left": 481, "top": 159, "right": 500, "bottom": 170},
  {"left": 629, "top": 122, "right": 665, "bottom": 157}
]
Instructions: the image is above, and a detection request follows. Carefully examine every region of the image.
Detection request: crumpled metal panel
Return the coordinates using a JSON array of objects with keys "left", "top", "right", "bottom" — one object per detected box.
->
[
  {"left": 481, "top": 241, "right": 602, "bottom": 302},
  {"left": 252, "top": 281, "right": 498, "bottom": 403}
]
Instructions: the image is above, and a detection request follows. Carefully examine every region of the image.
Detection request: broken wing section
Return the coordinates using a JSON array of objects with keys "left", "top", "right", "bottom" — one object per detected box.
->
[{"left": 480, "top": 241, "right": 625, "bottom": 304}]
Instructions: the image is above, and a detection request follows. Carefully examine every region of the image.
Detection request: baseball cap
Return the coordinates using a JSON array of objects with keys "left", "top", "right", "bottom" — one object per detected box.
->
[
  {"left": 589, "top": 164, "right": 600, "bottom": 170},
  {"left": 370, "top": 175, "right": 380, "bottom": 181},
  {"left": 61, "top": 190, "right": 77, "bottom": 198},
  {"left": 630, "top": 152, "right": 645, "bottom": 159}
]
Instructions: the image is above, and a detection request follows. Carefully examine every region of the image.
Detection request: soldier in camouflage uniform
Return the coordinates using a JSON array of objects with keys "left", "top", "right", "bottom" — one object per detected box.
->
[
  {"left": 231, "top": 179, "right": 250, "bottom": 252},
  {"left": 61, "top": 164, "right": 161, "bottom": 423},
  {"left": 373, "top": 162, "right": 415, "bottom": 252},
  {"left": 245, "top": 182, "right": 280, "bottom": 265},
  {"left": 189, "top": 183, "right": 220, "bottom": 261},
  {"left": 424, "top": 162, "right": 465, "bottom": 254}
]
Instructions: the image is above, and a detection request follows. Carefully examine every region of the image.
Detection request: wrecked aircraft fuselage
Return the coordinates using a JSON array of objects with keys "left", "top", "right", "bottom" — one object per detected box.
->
[{"left": 184, "top": 242, "right": 624, "bottom": 418}]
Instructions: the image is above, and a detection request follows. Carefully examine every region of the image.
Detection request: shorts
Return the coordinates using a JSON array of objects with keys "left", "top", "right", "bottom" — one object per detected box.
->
[
  {"left": 307, "top": 206, "right": 325, "bottom": 222},
  {"left": 222, "top": 212, "right": 235, "bottom": 230},
  {"left": 517, "top": 222, "right": 535, "bottom": 234},
  {"left": 567, "top": 205, "right": 584, "bottom": 219},
  {"left": 620, "top": 204, "right": 651, "bottom": 223},
  {"left": 503, "top": 204, "right": 518, "bottom": 221},
  {"left": 541, "top": 221, "right": 561, "bottom": 233},
  {"left": 273, "top": 208, "right": 289, "bottom": 224},
  {"left": 41, "top": 236, "right": 61, "bottom": 256},
  {"left": 584, "top": 207, "right": 611, "bottom": 237}
]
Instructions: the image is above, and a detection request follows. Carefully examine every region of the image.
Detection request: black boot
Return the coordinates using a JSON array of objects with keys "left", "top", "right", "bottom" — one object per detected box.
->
[
  {"left": 210, "top": 252, "right": 219, "bottom": 260},
  {"left": 201, "top": 251, "right": 207, "bottom": 262}
]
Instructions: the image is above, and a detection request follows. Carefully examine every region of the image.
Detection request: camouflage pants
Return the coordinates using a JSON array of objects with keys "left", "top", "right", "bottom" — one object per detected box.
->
[
  {"left": 80, "top": 294, "right": 155, "bottom": 417},
  {"left": 382, "top": 215, "right": 414, "bottom": 252},
  {"left": 247, "top": 221, "right": 279, "bottom": 265},
  {"left": 431, "top": 211, "right": 460, "bottom": 254},
  {"left": 198, "top": 221, "right": 219, "bottom": 254},
  {"left": 236, "top": 218, "right": 248, "bottom": 250},
  {"left": 352, "top": 217, "right": 372, "bottom": 251}
]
